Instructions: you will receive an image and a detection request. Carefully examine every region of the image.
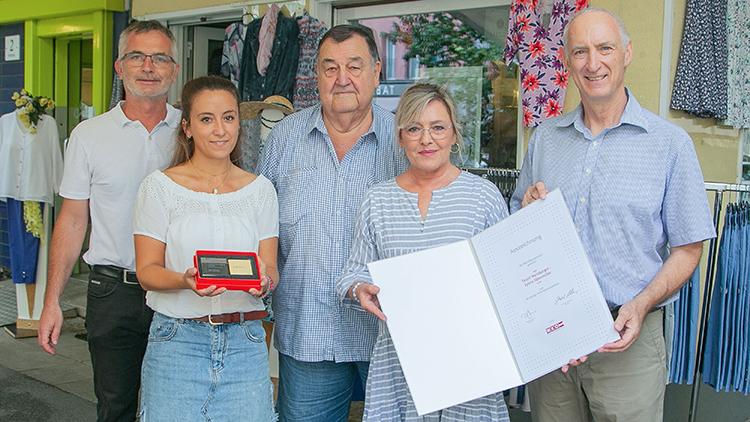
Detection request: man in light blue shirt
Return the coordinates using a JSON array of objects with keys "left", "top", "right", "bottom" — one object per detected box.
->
[
  {"left": 510, "top": 7, "right": 715, "bottom": 421},
  {"left": 257, "top": 25, "right": 407, "bottom": 421}
]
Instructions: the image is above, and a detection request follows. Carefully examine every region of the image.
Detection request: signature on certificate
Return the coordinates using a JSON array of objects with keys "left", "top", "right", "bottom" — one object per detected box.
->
[
  {"left": 521, "top": 309, "right": 536, "bottom": 323},
  {"left": 554, "top": 288, "right": 578, "bottom": 306}
]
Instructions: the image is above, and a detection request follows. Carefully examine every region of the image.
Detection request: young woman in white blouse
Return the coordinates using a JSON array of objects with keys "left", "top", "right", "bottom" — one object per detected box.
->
[{"left": 133, "top": 76, "right": 278, "bottom": 421}]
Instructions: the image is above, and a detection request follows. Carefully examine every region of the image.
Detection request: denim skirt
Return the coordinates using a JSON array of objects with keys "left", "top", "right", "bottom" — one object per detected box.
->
[{"left": 139, "top": 312, "right": 276, "bottom": 422}]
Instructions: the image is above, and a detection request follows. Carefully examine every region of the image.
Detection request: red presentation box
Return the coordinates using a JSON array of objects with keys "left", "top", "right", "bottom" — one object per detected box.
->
[{"left": 194, "top": 250, "right": 261, "bottom": 290}]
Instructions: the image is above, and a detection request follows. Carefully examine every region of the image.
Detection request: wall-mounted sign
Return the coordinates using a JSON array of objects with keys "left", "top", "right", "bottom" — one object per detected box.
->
[{"left": 5, "top": 35, "right": 21, "bottom": 61}]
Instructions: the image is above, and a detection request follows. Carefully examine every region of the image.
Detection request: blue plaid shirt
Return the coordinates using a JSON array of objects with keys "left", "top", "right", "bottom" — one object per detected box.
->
[
  {"left": 510, "top": 90, "right": 715, "bottom": 308},
  {"left": 257, "top": 103, "right": 408, "bottom": 362}
]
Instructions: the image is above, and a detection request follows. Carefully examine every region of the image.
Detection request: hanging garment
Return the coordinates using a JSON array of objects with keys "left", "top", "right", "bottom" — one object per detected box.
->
[
  {"left": 0, "top": 111, "right": 63, "bottom": 204},
  {"left": 239, "top": 11, "right": 299, "bottom": 102},
  {"left": 504, "top": 0, "right": 587, "bottom": 127},
  {"left": 7, "top": 198, "right": 42, "bottom": 284},
  {"left": 110, "top": 75, "right": 124, "bottom": 111},
  {"left": 671, "top": 0, "right": 729, "bottom": 120},
  {"left": 240, "top": 115, "right": 262, "bottom": 175},
  {"left": 669, "top": 268, "right": 701, "bottom": 385},
  {"left": 293, "top": 12, "right": 327, "bottom": 111},
  {"left": 221, "top": 21, "right": 249, "bottom": 88},
  {"left": 702, "top": 203, "right": 750, "bottom": 395},
  {"left": 725, "top": 0, "right": 750, "bottom": 128},
  {"left": 257, "top": 4, "right": 280, "bottom": 77}
]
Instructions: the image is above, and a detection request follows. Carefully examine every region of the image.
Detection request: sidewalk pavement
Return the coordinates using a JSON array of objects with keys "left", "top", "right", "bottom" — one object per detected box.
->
[
  {"left": 0, "top": 275, "right": 369, "bottom": 421},
  {"left": 0, "top": 275, "right": 533, "bottom": 422},
  {"left": 0, "top": 275, "right": 96, "bottom": 421}
]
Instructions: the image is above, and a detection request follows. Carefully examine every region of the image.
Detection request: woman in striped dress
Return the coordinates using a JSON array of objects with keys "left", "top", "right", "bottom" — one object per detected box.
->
[{"left": 335, "top": 82, "right": 511, "bottom": 421}]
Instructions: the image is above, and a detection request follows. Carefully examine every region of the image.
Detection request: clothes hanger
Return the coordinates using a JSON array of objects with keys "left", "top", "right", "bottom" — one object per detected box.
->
[{"left": 242, "top": 6, "right": 257, "bottom": 24}]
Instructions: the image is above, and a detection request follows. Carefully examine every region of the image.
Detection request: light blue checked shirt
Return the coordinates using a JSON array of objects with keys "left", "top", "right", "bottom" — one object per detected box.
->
[
  {"left": 510, "top": 90, "right": 715, "bottom": 309},
  {"left": 257, "top": 103, "right": 408, "bottom": 363}
]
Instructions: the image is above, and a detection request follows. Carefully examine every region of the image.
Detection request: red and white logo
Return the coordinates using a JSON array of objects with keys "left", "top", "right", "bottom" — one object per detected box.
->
[{"left": 545, "top": 321, "right": 564, "bottom": 334}]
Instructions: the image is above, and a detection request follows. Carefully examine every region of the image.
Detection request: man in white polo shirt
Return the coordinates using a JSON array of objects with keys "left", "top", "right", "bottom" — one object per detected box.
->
[{"left": 38, "top": 20, "right": 179, "bottom": 422}]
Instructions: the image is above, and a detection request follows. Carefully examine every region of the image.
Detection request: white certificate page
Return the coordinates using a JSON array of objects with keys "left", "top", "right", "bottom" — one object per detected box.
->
[
  {"left": 471, "top": 189, "right": 620, "bottom": 381},
  {"left": 369, "top": 241, "right": 522, "bottom": 416}
]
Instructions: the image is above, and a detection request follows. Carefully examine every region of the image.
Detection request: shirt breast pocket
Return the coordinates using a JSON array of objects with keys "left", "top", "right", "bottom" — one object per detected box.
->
[
  {"left": 278, "top": 166, "right": 318, "bottom": 225},
  {"left": 592, "top": 163, "right": 664, "bottom": 230}
]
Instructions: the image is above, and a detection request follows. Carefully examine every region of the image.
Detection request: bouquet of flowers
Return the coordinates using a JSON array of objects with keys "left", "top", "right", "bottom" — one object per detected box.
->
[{"left": 12, "top": 89, "right": 55, "bottom": 134}]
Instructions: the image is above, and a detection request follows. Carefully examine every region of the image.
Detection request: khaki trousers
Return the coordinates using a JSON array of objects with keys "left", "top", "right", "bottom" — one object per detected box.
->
[{"left": 528, "top": 309, "right": 666, "bottom": 422}]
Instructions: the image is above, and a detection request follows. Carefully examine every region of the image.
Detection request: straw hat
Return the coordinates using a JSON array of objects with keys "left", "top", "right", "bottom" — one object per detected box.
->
[{"left": 240, "top": 95, "right": 294, "bottom": 119}]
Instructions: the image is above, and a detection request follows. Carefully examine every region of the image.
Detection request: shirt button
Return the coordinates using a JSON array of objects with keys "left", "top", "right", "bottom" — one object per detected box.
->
[
  {"left": 576, "top": 228, "right": 581, "bottom": 233},
  {"left": 149, "top": 136, "right": 152, "bottom": 140},
  {"left": 586, "top": 168, "right": 591, "bottom": 174},
  {"left": 580, "top": 197, "right": 586, "bottom": 203},
  {"left": 592, "top": 141, "right": 598, "bottom": 146}
]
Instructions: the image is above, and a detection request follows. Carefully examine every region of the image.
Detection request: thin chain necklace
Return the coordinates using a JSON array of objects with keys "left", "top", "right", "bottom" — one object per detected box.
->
[{"left": 189, "top": 158, "right": 231, "bottom": 194}]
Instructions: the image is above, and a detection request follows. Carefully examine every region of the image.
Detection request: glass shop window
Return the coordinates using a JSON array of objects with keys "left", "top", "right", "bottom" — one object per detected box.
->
[{"left": 340, "top": 4, "right": 519, "bottom": 169}]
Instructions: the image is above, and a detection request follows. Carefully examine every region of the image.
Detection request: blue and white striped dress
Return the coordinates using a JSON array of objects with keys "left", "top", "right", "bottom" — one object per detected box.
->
[{"left": 336, "top": 171, "right": 511, "bottom": 422}]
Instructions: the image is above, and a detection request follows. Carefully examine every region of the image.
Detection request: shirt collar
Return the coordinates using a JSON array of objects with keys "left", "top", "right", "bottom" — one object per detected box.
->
[
  {"left": 556, "top": 88, "right": 651, "bottom": 134},
  {"left": 110, "top": 101, "right": 181, "bottom": 129},
  {"left": 309, "top": 103, "right": 383, "bottom": 146}
]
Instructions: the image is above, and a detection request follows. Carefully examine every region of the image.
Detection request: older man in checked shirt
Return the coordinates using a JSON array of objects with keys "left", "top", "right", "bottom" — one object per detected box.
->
[{"left": 257, "top": 24, "right": 407, "bottom": 422}]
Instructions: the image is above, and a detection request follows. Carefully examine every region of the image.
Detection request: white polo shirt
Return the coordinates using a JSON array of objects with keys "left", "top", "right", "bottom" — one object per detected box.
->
[{"left": 59, "top": 101, "right": 180, "bottom": 270}]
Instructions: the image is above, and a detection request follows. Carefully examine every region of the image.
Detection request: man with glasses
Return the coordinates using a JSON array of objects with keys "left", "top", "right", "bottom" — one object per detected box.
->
[
  {"left": 511, "top": 8, "right": 714, "bottom": 421},
  {"left": 257, "top": 25, "right": 407, "bottom": 421},
  {"left": 38, "top": 20, "right": 180, "bottom": 422}
]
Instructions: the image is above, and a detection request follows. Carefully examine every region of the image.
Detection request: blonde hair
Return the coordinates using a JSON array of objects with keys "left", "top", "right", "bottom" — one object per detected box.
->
[{"left": 395, "top": 82, "right": 463, "bottom": 154}]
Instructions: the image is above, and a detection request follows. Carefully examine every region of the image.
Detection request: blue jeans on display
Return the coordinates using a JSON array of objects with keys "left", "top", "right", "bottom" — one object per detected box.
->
[
  {"left": 7, "top": 198, "right": 41, "bottom": 284},
  {"left": 139, "top": 312, "right": 276, "bottom": 422},
  {"left": 86, "top": 273, "right": 153, "bottom": 422},
  {"left": 277, "top": 353, "right": 369, "bottom": 422}
]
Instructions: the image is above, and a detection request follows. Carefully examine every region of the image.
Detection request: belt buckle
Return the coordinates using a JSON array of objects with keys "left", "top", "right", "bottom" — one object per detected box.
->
[
  {"left": 122, "top": 269, "right": 139, "bottom": 285},
  {"left": 208, "top": 315, "right": 223, "bottom": 325}
]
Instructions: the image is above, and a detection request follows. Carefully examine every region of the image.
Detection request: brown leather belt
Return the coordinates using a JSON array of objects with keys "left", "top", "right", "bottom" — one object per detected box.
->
[{"left": 187, "top": 310, "right": 268, "bottom": 325}]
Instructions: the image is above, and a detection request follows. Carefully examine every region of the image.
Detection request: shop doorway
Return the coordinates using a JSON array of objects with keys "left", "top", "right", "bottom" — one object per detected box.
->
[
  {"left": 55, "top": 38, "right": 94, "bottom": 141},
  {"left": 53, "top": 37, "right": 95, "bottom": 274},
  {"left": 193, "top": 26, "right": 226, "bottom": 79}
]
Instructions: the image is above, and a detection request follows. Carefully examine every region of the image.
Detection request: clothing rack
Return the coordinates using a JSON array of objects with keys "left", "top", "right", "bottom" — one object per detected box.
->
[
  {"left": 462, "top": 167, "right": 520, "bottom": 206},
  {"left": 689, "top": 182, "right": 750, "bottom": 422},
  {"left": 460, "top": 173, "right": 744, "bottom": 421}
]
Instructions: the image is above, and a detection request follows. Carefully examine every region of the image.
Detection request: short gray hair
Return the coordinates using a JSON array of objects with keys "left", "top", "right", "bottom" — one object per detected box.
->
[
  {"left": 118, "top": 20, "right": 178, "bottom": 62},
  {"left": 562, "top": 7, "right": 630, "bottom": 59}
]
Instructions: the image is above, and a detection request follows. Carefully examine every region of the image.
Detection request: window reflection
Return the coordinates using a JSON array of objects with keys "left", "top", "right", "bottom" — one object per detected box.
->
[{"left": 354, "top": 7, "right": 519, "bottom": 169}]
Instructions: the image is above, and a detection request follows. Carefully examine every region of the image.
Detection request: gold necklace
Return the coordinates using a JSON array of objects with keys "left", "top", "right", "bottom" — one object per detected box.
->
[{"left": 189, "top": 158, "right": 231, "bottom": 194}]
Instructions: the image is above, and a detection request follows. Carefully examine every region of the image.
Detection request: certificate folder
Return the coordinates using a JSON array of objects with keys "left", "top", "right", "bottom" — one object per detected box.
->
[{"left": 367, "top": 189, "right": 620, "bottom": 416}]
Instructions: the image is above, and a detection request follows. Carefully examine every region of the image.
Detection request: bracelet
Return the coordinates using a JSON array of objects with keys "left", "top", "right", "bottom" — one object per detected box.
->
[
  {"left": 259, "top": 275, "right": 274, "bottom": 299},
  {"left": 351, "top": 281, "right": 367, "bottom": 303}
]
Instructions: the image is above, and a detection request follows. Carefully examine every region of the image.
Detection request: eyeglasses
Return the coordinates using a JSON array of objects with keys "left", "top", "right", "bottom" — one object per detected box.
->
[
  {"left": 121, "top": 52, "right": 175, "bottom": 68},
  {"left": 400, "top": 124, "right": 453, "bottom": 141}
]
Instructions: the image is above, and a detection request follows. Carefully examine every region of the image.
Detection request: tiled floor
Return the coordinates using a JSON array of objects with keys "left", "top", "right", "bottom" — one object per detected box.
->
[
  {"left": 0, "top": 275, "right": 95, "bottom": 405},
  {"left": 0, "top": 314, "right": 95, "bottom": 402},
  {"left": 0, "top": 278, "right": 18, "bottom": 326}
]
